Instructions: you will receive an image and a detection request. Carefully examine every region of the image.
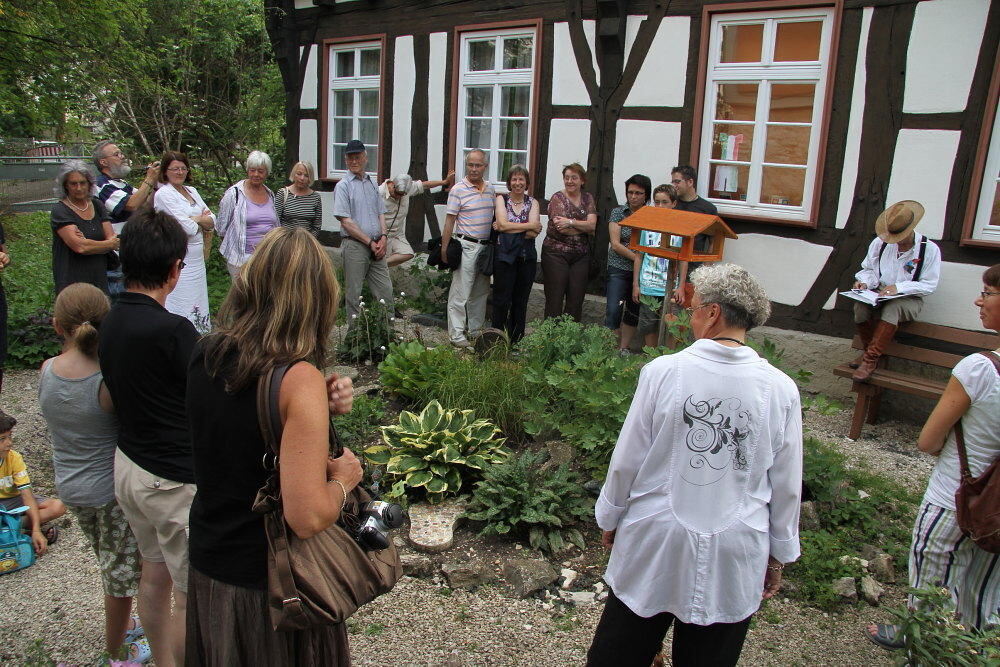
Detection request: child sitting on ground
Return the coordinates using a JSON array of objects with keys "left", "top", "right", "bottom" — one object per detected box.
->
[{"left": 0, "top": 410, "right": 66, "bottom": 555}]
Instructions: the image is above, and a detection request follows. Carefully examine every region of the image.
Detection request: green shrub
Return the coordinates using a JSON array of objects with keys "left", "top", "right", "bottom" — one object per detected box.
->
[
  {"left": 378, "top": 340, "right": 453, "bottom": 401},
  {"left": 366, "top": 400, "right": 510, "bottom": 503},
  {"left": 333, "top": 394, "right": 387, "bottom": 445},
  {"left": 338, "top": 299, "right": 396, "bottom": 363},
  {"left": 888, "top": 586, "right": 1000, "bottom": 665},
  {"left": 2, "top": 213, "right": 61, "bottom": 366},
  {"left": 465, "top": 449, "right": 594, "bottom": 553},
  {"left": 396, "top": 258, "right": 450, "bottom": 314}
]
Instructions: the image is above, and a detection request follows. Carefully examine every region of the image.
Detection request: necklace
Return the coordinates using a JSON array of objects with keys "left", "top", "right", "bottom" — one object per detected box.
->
[
  {"left": 711, "top": 336, "right": 746, "bottom": 346},
  {"left": 64, "top": 198, "right": 91, "bottom": 213}
]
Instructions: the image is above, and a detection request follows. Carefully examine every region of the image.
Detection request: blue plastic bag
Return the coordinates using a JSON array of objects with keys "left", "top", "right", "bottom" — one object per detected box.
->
[{"left": 0, "top": 506, "right": 36, "bottom": 575}]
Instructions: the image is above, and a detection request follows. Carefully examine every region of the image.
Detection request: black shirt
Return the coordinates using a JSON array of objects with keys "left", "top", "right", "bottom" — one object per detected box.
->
[
  {"left": 674, "top": 196, "right": 720, "bottom": 263},
  {"left": 98, "top": 292, "right": 199, "bottom": 482},
  {"left": 187, "top": 341, "right": 268, "bottom": 588},
  {"left": 51, "top": 198, "right": 111, "bottom": 294}
]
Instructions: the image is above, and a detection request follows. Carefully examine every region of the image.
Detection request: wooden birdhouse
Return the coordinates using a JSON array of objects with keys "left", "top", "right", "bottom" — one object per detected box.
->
[{"left": 624, "top": 207, "right": 737, "bottom": 263}]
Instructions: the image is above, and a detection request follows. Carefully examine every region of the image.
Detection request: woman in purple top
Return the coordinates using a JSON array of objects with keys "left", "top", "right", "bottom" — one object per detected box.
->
[
  {"left": 541, "top": 162, "right": 597, "bottom": 321},
  {"left": 215, "top": 151, "right": 279, "bottom": 279},
  {"left": 492, "top": 165, "right": 542, "bottom": 343}
]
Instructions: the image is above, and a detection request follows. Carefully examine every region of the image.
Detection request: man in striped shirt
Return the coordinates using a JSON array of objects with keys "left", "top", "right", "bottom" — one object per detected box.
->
[{"left": 441, "top": 149, "right": 495, "bottom": 347}]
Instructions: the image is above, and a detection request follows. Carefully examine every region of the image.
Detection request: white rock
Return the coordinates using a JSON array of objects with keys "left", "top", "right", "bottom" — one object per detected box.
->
[
  {"left": 594, "top": 582, "right": 605, "bottom": 594},
  {"left": 559, "top": 568, "right": 578, "bottom": 590},
  {"left": 858, "top": 490, "right": 871, "bottom": 500},
  {"left": 839, "top": 555, "right": 869, "bottom": 569},
  {"left": 559, "top": 590, "right": 596, "bottom": 605}
]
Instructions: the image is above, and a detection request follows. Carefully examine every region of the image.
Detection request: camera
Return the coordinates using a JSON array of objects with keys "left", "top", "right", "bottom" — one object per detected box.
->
[{"left": 355, "top": 500, "right": 405, "bottom": 551}]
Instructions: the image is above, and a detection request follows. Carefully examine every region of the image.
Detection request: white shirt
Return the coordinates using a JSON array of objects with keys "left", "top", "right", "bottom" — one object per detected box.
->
[
  {"left": 854, "top": 233, "right": 941, "bottom": 296},
  {"left": 596, "top": 339, "right": 803, "bottom": 624},
  {"left": 379, "top": 180, "right": 425, "bottom": 239},
  {"left": 924, "top": 352, "right": 1000, "bottom": 510}
]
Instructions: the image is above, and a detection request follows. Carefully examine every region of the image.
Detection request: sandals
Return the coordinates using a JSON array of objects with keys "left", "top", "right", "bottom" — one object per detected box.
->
[
  {"left": 124, "top": 616, "right": 144, "bottom": 643},
  {"left": 44, "top": 525, "right": 59, "bottom": 546},
  {"left": 866, "top": 623, "right": 905, "bottom": 650},
  {"left": 127, "top": 636, "right": 152, "bottom": 664}
]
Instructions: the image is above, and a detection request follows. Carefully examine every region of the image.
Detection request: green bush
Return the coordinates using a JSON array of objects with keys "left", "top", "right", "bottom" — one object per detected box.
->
[
  {"left": 396, "top": 258, "right": 450, "bottom": 314},
  {"left": 888, "top": 586, "right": 1000, "bottom": 665},
  {"left": 465, "top": 449, "right": 594, "bottom": 553},
  {"left": 366, "top": 400, "right": 510, "bottom": 503},
  {"left": 2, "top": 212, "right": 61, "bottom": 366},
  {"left": 338, "top": 299, "right": 396, "bottom": 363},
  {"left": 333, "top": 394, "right": 387, "bottom": 445},
  {"left": 378, "top": 340, "right": 453, "bottom": 401}
]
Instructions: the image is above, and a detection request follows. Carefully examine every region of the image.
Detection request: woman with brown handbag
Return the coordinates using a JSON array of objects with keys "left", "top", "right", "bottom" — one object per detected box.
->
[
  {"left": 185, "top": 226, "right": 361, "bottom": 664},
  {"left": 868, "top": 263, "right": 1000, "bottom": 649}
]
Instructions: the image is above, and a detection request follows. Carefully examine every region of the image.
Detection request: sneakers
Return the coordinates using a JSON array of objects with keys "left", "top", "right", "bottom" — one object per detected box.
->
[{"left": 451, "top": 339, "right": 472, "bottom": 349}]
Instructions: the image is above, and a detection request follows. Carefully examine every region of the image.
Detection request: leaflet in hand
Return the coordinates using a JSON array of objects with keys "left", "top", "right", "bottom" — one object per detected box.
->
[{"left": 839, "top": 289, "right": 906, "bottom": 306}]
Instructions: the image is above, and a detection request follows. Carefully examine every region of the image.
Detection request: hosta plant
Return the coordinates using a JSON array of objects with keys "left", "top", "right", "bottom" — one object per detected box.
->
[
  {"left": 465, "top": 449, "right": 593, "bottom": 553},
  {"left": 366, "top": 400, "right": 509, "bottom": 503}
]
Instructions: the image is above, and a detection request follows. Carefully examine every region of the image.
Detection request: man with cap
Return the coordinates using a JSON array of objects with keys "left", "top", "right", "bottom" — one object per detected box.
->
[
  {"left": 379, "top": 170, "right": 455, "bottom": 267},
  {"left": 850, "top": 200, "right": 941, "bottom": 381},
  {"left": 334, "top": 139, "right": 393, "bottom": 322}
]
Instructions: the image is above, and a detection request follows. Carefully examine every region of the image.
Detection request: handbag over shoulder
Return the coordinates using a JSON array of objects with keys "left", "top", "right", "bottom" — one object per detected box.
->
[
  {"left": 252, "top": 364, "right": 402, "bottom": 631},
  {"left": 954, "top": 351, "right": 1000, "bottom": 553}
]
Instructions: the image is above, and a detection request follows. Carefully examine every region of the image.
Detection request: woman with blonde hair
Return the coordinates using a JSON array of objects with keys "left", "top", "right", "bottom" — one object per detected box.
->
[
  {"left": 39, "top": 282, "right": 145, "bottom": 662},
  {"left": 276, "top": 161, "right": 322, "bottom": 237},
  {"left": 185, "top": 227, "right": 360, "bottom": 664}
]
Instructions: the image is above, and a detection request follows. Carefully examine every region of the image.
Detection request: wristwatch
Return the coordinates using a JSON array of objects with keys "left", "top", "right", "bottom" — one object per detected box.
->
[{"left": 369, "top": 233, "right": 384, "bottom": 246}]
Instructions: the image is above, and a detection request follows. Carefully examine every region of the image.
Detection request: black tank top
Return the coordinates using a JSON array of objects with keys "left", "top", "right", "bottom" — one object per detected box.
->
[{"left": 186, "top": 341, "right": 269, "bottom": 589}]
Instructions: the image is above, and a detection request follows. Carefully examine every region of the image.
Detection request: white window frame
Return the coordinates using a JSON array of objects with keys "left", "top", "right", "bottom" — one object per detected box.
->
[
  {"left": 698, "top": 8, "right": 835, "bottom": 223},
  {"left": 325, "top": 41, "right": 381, "bottom": 179},
  {"left": 456, "top": 27, "right": 537, "bottom": 188},
  {"left": 971, "top": 100, "right": 1000, "bottom": 243}
]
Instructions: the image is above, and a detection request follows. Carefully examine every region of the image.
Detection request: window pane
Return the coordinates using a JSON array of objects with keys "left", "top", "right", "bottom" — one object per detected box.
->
[
  {"left": 331, "top": 145, "right": 346, "bottom": 170},
  {"left": 716, "top": 83, "right": 758, "bottom": 122},
  {"left": 336, "top": 51, "right": 354, "bottom": 78},
  {"left": 468, "top": 40, "right": 495, "bottom": 71},
  {"left": 360, "top": 49, "right": 380, "bottom": 76},
  {"left": 711, "top": 124, "right": 753, "bottom": 161},
  {"left": 502, "top": 37, "right": 533, "bottom": 69},
  {"left": 334, "top": 118, "right": 352, "bottom": 144},
  {"left": 465, "top": 119, "right": 492, "bottom": 150},
  {"left": 764, "top": 125, "right": 810, "bottom": 165},
  {"left": 334, "top": 90, "right": 353, "bottom": 116},
  {"left": 367, "top": 147, "right": 378, "bottom": 168},
  {"left": 990, "top": 182, "right": 1000, "bottom": 226},
  {"left": 720, "top": 24, "right": 763, "bottom": 63},
  {"left": 359, "top": 118, "right": 378, "bottom": 145},
  {"left": 500, "top": 85, "right": 530, "bottom": 117},
  {"left": 761, "top": 166, "right": 806, "bottom": 206},
  {"left": 499, "top": 151, "right": 528, "bottom": 179},
  {"left": 500, "top": 119, "right": 528, "bottom": 151},
  {"left": 358, "top": 89, "right": 379, "bottom": 117},
  {"left": 708, "top": 163, "right": 749, "bottom": 201},
  {"left": 466, "top": 87, "right": 494, "bottom": 117},
  {"left": 774, "top": 21, "right": 822, "bottom": 62},
  {"left": 769, "top": 84, "right": 815, "bottom": 122}
]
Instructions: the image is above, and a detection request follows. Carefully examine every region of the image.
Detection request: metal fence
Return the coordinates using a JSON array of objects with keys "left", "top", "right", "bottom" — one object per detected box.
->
[{"left": 0, "top": 153, "right": 91, "bottom": 214}]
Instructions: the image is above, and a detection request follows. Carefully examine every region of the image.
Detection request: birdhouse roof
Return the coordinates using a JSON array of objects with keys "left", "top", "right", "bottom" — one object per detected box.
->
[{"left": 623, "top": 206, "right": 738, "bottom": 239}]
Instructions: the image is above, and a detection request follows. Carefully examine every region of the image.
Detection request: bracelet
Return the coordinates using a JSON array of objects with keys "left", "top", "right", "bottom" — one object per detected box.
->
[
  {"left": 767, "top": 563, "right": 784, "bottom": 572},
  {"left": 330, "top": 478, "right": 348, "bottom": 509}
]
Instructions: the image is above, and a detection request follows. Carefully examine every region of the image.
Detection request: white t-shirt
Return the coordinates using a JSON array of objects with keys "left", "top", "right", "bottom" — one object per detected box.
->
[
  {"left": 923, "top": 352, "right": 1000, "bottom": 510},
  {"left": 379, "top": 180, "right": 424, "bottom": 238}
]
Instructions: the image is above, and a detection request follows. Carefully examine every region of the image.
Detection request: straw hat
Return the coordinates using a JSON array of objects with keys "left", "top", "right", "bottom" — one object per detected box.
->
[{"left": 875, "top": 201, "right": 925, "bottom": 244}]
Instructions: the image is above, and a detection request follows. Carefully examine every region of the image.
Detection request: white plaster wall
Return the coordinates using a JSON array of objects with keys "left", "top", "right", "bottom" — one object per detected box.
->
[
  {"left": 721, "top": 234, "right": 833, "bottom": 306},
  {"left": 904, "top": 0, "right": 989, "bottom": 114},
  {"left": 552, "top": 21, "right": 598, "bottom": 106},
  {"left": 299, "top": 45, "right": 318, "bottom": 110},
  {"left": 320, "top": 191, "right": 339, "bottom": 232},
  {"left": 822, "top": 290, "right": 838, "bottom": 310},
  {"left": 885, "top": 129, "right": 961, "bottom": 240},
  {"left": 922, "top": 261, "right": 994, "bottom": 332},
  {"left": 612, "top": 120, "right": 681, "bottom": 202},
  {"left": 391, "top": 36, "right": 416, "bottom": 177},
  {"left": 623, "top": 16, "right": 689, "bottom": 107},
  {"left": 298, "top": 119, "right": 318, "bottom": 172},
  {"left": 835, "top": 7, "right": 872, "bottom": 229},
  {"left": 545, "top": 119, "right": 591, "bottom": 198},
  {"left": 427, "top": 32, "right": 448, "bottom": 181}
]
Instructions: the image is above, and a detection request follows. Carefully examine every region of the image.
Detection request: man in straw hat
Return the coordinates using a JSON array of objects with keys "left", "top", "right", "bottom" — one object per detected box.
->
[{"left": 850, "top": 200, "right": 941, "bottom": 381}]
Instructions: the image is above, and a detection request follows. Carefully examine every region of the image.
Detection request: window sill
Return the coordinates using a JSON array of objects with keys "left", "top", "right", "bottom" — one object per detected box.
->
[{"left": 709, "top": 203, "right": 817, "bottom": 229}]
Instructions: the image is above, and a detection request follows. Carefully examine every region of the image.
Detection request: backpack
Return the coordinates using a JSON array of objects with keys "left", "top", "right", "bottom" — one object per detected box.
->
[{"left": 0, "top": 506, "right": 36, "bottom": 575}]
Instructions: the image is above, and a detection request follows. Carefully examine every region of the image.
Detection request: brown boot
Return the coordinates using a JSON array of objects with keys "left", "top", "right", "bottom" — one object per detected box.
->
[
  {"left": 849, "top": 320, "right": 877, "bottom": 368},
  {"left": 852, "top": 321, "right": 897, "bottom": 382}
]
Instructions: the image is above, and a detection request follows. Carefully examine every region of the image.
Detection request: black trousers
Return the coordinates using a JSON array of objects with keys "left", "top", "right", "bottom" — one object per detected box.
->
[
  {"left": 587, "top": 590, "right": 752, "bottom": 667},
  {"left": 491, "top": 257, "right": 536, "bottom": 343}
]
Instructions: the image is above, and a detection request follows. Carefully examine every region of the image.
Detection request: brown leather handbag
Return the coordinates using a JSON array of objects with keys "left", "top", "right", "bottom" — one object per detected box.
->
[
  {"left": 954, "top": 351, "right": 1000, "bottom": 553},
  {"left": 252, "top": 364, "right": 402, "bottom": 631}
]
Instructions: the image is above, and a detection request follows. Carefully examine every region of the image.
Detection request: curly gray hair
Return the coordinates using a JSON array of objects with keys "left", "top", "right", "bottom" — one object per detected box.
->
[
  {"left": 54, "top": 159, "right": 98, "bottom": 197},
  {"left": 246, "top": 150, "right": 272, "bottom": 174},
  {"left": 690, "top": 263, "right": 771, "bottom": 331}
]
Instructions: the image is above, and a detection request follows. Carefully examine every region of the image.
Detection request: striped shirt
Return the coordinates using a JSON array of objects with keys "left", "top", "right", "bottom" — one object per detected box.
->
[
  {"left": 446, "top": 177, "right": 495, "bottom": 239},
  {"left": 275, "top": 188, "right": 322, "bottom": 237},
  {"left": 95, "top": 174, "right": 133, "bottom": 232}
]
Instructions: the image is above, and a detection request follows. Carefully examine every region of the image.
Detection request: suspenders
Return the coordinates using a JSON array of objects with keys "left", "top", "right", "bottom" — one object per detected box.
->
[{"left": 876, "top": 235, "right": 927, "bottom": 285}]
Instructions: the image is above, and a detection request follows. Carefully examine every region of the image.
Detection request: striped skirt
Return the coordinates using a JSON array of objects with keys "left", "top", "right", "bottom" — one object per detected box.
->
[{"left": 909, "top": 500, "right": 1000, "bottom": 628}]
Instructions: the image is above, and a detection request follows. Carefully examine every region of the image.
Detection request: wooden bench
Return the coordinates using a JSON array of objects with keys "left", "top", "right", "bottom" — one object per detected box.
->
[{"left": 833, "top": 321, "right": 997, "bottom": 439}]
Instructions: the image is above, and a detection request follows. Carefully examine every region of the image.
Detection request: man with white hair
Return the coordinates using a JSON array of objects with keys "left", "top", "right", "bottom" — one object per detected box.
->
[{"left": 378, "top": 169, "right": 455, "bottom": 267}]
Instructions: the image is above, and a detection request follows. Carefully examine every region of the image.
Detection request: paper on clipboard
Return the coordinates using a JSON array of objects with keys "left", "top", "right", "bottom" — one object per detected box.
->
[{"left": 839, "top": 290, "right": 907, "bottom": 307}]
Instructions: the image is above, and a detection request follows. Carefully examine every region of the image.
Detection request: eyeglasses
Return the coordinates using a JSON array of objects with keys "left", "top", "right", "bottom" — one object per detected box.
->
[
  {"left": 982, "top": 291, "right": 1000, "bottom": 299},
  {"left": 167, "top": 167, "right": 189, "bottom": 173},
  {"left": 685, "top": 303, "right": 713, "bottom": 314},
  {"left": 106, "top": 151, "right": 124, "bottom": 158}
]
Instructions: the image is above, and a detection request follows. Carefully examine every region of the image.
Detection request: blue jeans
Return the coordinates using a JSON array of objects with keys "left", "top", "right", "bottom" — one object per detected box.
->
[{"left": 605, "top": 267, "right": 633, "bottom": 329}]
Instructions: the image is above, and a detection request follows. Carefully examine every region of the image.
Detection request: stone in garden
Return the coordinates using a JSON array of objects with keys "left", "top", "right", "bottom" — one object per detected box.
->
[
  {"left": 594, "top": 581, "right": 605, "bottom": 595},
  {"left": 799, "top": 501, "right": 820, "bottom": 531},
  {"left": 326, "top": 365, "right": 359, "bottom": 382},
  {"left": 839, "top": 555, "right": 868, "bottom": 570},
  {"left": 857, "top": 489, "right": 870, "bottom": 500},
  {"left": 353, "top": 383, "right": 380, "bottom": 397},
  {"left": 410, "top": 313, "right": 447, "bottom": 329},
  {"left": 860, "top": 544, "right": 881, "bottom": 562},
  {"left": 544, "top": 441, "right": 574, "bottom": 467},
  {"left": 859, "top": 575, "right": 885, "bottom": 605},
  {"left": 832, "top": 577, "right": 858, "bottom": 601},
  {"left": 408, "top": 499, "right": 467, "bottom": 553},
  {"left": 400, "top": 553, "right": 436, "bottom": 578},
  {"left": 503, "top": 558, "right": 558, "bottom": 598},
  {"left": 583, "top": 480, "right": 603, "bottom": 496},
  {"left": 559, "top": 590, "right": 596, "bottom": 605},
  {"left": 869, "top": 553, "right": 896, "bottom": 583},
  {"left": 559, "top": 568, "right": 578, "bottom": 590},
  {"left": 442, "top": 562, "right": 490, "bottom": 590}
]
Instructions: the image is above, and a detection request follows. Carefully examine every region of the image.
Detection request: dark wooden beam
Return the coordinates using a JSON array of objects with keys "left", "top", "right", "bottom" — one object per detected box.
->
[{"left": 900, "top": 112, "right": 965, "bottom": 131}]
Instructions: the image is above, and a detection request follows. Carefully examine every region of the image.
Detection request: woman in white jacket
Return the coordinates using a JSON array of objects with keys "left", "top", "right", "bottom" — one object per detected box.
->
[{"left": 588, "top": 263, "right": 802, "bottom": 667}]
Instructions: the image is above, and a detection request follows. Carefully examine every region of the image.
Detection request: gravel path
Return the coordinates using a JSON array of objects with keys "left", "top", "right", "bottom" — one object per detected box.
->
[{"left": 0, "top": 357, "right": 932, "bottom": 666}]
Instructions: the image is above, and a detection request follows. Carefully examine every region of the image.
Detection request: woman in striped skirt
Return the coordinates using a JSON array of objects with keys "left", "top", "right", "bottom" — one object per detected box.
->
[
  {"left": 869, "top": 263, "right": 1000, "bottom": 648},
  {"left": 276, "top": 161, "right": 322, "bottom": 237}
]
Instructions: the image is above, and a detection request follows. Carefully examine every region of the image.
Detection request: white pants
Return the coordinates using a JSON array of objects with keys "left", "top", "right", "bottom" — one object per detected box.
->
[{"left": 447, "top": 237, "right": 490, "bottom": 344}]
